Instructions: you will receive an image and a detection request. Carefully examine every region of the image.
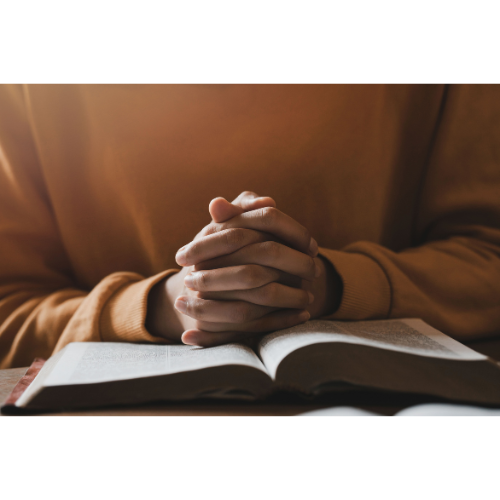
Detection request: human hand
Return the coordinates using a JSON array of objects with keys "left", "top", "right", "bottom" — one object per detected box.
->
[
  {"left": 174, "top": 192, "right": 342, "bottom": 346},
  {"left": 146, "top": 192, "right": 312, "bottom": 342}
]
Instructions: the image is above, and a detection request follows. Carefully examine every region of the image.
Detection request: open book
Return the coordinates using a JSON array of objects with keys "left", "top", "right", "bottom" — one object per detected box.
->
[{"left": 11, "top": 319, "right": 500, "bottom": 411}]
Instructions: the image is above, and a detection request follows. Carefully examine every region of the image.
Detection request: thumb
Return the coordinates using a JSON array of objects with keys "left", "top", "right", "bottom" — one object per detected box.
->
[
  {"left": 231, "top": 191, "right": 276, "bottom": 212},
  {"left": 209, "top": 192, "right": 277, "bottom": 223},
  {"left": 209, "top": 197, "right": 244, "bottom": 223}
]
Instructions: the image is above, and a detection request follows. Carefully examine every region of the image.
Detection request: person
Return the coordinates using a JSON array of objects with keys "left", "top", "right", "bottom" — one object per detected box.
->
[{"left": 0, "top": 84, "right": 499, "bottom": 369}]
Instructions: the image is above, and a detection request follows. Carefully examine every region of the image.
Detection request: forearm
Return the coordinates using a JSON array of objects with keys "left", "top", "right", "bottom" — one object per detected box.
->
[
  {"left": 0, "top": 287, "right": 85, "bottom": 368},
  {"left": 0, "top": 270, "right": 177, "bottom": 368},
  {"left": 320, "top": 237, "right": 500, "bottom": 340}
]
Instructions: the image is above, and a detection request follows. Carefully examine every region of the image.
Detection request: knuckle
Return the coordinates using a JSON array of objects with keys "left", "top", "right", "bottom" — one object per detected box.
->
[
  {"left": 262, "top": 282, "right": 279, "bottom": 302},
  {"left": 189, "top": 300, "right": 205, "bottom": 318},
  {"left": 199, "top": 224, "right": 213, "bottom": 237},
  {"left": 240, "top": 266, "right": 262, "bottom": 287},
  {"left": 260, "top": 206, "right": 279, "bottom": 227},
  {"left": 206, "top": 222, "right": 223, "bottom": 235},
  {"left": 224, "top": 228, "right": 246, "bottom": 248},
  {"left": 261, "top": 240, "right": 281, "bottom": 259},
  {"left": 237, "top": 266, "right": 252, "bottom": 284},
  {"left": 185, "top": 241, "right": 199, "bottom": 260},
  {"left": 194, "top": 229, "right": 206, "bottom": 240},
  {"left": 230, "top": 303, "right": 252, "bottom": 323},
  {"left": 193, "top": 271, "right": 209, "bottom": 289}
]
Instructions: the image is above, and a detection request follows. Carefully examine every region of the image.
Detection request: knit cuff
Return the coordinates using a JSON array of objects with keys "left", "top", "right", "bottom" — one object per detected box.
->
[
  {"left": 100, "top": 269, "right": 178, "bottom": 343},
  {"left": 318, "top": 247, "right": 391, "bottom": 320}
]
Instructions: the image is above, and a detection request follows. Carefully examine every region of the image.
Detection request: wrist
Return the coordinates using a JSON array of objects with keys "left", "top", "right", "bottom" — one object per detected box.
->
[
  {"left": 309, "top": 255, "right": 343, "bottom": 318},
  {"left": 145, "top": 271, "right": 184, "bottom": 341},
  {"left": 321, "top": 255, "right": 343, "bottom": 315}
]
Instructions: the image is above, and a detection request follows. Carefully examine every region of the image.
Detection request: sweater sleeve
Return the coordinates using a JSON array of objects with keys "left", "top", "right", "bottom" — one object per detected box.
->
[
  {"left": 0, "top": 85, "right": 176, "bottom": 368},
  {"left": 320, "top": 84, "right": 500, "bottom": 341}
]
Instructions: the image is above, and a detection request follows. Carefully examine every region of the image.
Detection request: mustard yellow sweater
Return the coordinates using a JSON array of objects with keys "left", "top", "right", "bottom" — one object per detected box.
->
[{"left": 1, "top": 84, "right": 499, "bottom": 368}]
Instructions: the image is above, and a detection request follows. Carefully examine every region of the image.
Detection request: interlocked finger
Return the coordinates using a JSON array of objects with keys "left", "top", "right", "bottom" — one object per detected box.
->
[
  {"left": 197, "top": 207, "right": 318, "bottom": 257},
  {"left": 181, "top": 309, "right": 311, "bottom": 347},
  {"left": 184, "top": 265, "right": 294, "bottom": 292},
  {"left": 194, "top": 241, "right": 320, "bottom": 281},
  {"left": 230, "top": 191, "right": 277, "bottom": 211},
  {"left": 176, "top": 228, "right": 272, "bottom": 267},
  {"left": 196, "top": 283, "right": 314, "bottom": 309},
  {"left": 175, "top": 296, "right": 276, "bottom": 323}
]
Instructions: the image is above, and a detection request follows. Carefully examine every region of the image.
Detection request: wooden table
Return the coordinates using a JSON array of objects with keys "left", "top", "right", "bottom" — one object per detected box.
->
[{"left": 2, "top": 336, "right": 499, "bottom": 416}]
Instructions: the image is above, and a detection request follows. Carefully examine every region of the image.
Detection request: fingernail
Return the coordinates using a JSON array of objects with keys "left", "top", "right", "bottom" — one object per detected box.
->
[
  {"left": 314, "top": 258, "right": 322, "bottom": 278},
  {"left": 176, "top": 245, "right": 188, "bottom": 265},
  {"left": 309, "top": 238, "right": 318, "bottom": 257},
  {"left": 181, "top": 332, "right": 198, "bottom": 346},
  {"left": 184, "top": 274, "right": 195, "bottom": 289},
  {"left": 299, "top": 310, "right": 310, "bottom": 322},
  {"left": 175, "top": 296, "right": 187, "bottom": 313},
  {"left": 307, "top": 291, "right": 314, "bottom": 304}
]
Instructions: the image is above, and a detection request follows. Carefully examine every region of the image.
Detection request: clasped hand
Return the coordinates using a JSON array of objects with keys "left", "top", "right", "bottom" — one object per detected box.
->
[{"left": 146, "top": 192, "right": 340, "bottom": 346}]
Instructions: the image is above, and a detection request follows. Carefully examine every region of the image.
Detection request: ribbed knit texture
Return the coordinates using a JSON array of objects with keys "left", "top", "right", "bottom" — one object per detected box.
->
[
  {"left": 100, "top": 270, "right": 177, "bottom": 344},
  {"left": 319, "top": 248, "right": 391, "bottom": 320}
]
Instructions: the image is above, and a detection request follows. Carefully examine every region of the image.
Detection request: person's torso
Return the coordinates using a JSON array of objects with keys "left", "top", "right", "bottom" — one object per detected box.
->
[{"left": 26, "top": 84, "right": 445, "bottom": 287}]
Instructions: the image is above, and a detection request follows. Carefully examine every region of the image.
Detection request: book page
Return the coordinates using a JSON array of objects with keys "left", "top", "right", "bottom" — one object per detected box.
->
[
  {"left": 396, "top": 403, "right": 500, "bottom": 416},
  {"left": 299, "top": 406, "right": 379, "bottom": 416},
  {"left": 300, "top": 403, "right": 500, "bottom": 416},
  {"left": 41, "top": 342, "right": 269, "bottom": 386},
  {"left": 259, "top": 319, "right": 486, "bottom": 379}
]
